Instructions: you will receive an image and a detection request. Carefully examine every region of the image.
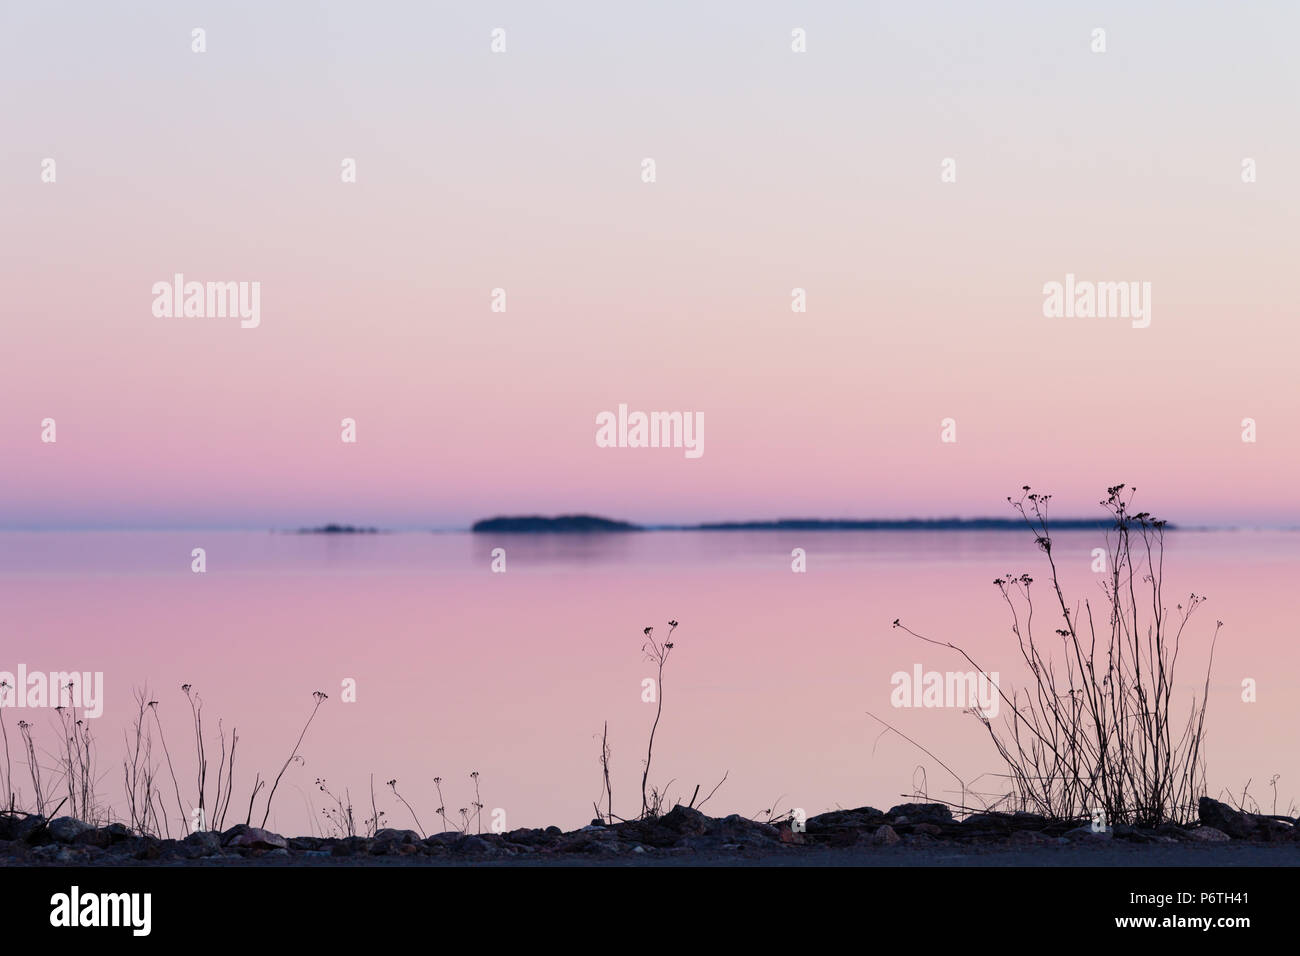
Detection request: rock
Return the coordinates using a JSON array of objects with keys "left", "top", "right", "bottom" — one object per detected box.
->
[
  {"left": 912, "top": 822, "right": 943, "bottom": 836},
  {"left": 632, "top": 845, "right": 646, "bottom": 854},
  {"left": 74, "top": 823, "right": 132, "bottom": 848},
  {"left": 0, "top": 814, "right": 45, "bottom": 841},
  {"left": 503, "top": 828, "right": 553, "bottom": 847},
  {"left": 872, "top": 824, "right": 901, "bottom": 846},
  {"left": 48, "top": 817, "right": 91, "bottom": 843},
  {"left": 962, "top": 813, "right": 1012, "bottom": 830},
  {"left": 182, "top": 831, "right": 222, "bottom": 855},
  {"left": 806, "top": 808, "right": 884, "bottom": 833},
  {"left": 708, "top": 814, "right": 781, "bottom": 847},
  {"left": 1010, "top": 829, "right": 1051, "bottom": 845},
  {"left": 453, "top": 835, "right": 494, "bottom": 855},
  {"left": 125, "top": 837, "right": 163, "bottom": 860},
  {"left": 657, "top": 805, "right": 708, "bottom": 835},
  {"left": 887, "top": 803, "right": 952, "bottom": 825},
  {"left": 331, "top": 838, "right": 367, "bottom": 857},
  {"left": 373, "top": 828, "right": 421, "bottom": 845},
  {"left": 1186, "top": 826, "right": 1231, "bottom": 843},
  {"left": 16, "top": 816, "right": 51, "bottom": 844},
  {"left": 288, "top": 836, "right": 322, "bottom": 850},
  {"left": 227, "top": 827, "right": 287, "bottom": 850},
  {"left": 1198, "top": 798, "right": 1256, "bottom": 839},
  {"left": 1256, "top": 818, "right": 1295, "bottom": 842},
  {"left": 1197, "top": 799, "right": 1294, "bottom": 841},
  {"left": 558, "top": 829, "right": 620, "bottom": 854},
  {"left": 265, "top": 847, "right": 290, "bottom": 858}
]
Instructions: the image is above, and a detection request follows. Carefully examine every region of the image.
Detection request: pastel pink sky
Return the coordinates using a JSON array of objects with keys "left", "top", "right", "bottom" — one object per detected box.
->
[{"left": 2, "top": 2, "right": 1298, "bottom": 528}]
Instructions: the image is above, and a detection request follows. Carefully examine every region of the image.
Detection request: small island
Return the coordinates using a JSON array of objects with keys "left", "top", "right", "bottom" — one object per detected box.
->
[
  {"left": 470, "top": 515, "right": 642, "bottom": 533},
  {"left": 295, "top": 524, "right": 381, "bottom": 534}
]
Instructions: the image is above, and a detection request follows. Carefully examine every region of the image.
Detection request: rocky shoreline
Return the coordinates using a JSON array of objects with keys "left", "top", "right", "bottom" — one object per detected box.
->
[{"left": 2, "top": 798, "right": 1295, "bottom": 866}]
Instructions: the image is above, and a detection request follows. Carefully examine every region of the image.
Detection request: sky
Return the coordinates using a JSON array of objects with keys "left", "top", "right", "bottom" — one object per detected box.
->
[{"left": 2, "top": 1, "right": 1298, "bottom": 529}]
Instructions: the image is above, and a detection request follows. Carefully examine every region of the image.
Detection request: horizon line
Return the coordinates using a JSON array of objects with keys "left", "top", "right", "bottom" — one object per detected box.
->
[{"left": 1, "top": 516, "right": 1292, "bottom": 533}]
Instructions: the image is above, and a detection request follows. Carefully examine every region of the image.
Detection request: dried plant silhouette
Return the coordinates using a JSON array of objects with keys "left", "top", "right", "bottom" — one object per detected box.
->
[
  {"left": 589, "top": 620, "right": 728, "bottom": 824},
  {"left": 639, "top": 620, "right": 677, "bottom": 818},
  {"left": 891, "top": 485, "right": 1221, "bottom": 826},
  {"left": 261, "top": 690, "right": 327, "bottom": 828}
]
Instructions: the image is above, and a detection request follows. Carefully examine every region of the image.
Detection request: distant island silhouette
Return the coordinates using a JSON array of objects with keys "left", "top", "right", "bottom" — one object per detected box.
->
[
  {"left": 471, "top": 515, "right": 641, "bottom": 533},
  {"left": 470, "top": 514, "right": 1147, "bottom": 533},
  {"left": 296, "top": 524, "right": 380, "bottom": 534}
]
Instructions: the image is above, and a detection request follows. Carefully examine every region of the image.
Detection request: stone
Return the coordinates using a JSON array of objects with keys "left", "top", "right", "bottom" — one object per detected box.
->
[
  {"left": 0, "top": 814, "right": 45, "bottom": 841},
  {"left": 872, "top": 824, "right": 901, "bottom": 846},
  {"left": 657, "top": 805, "right": 708, "bottom": 835},
  {"left": 74, "top": 823, "right": 132, "bottom": 848},
  {"left": 962, "top": 813, "right": 1012, "bottom": 830},
  {"left": 1198, "top": 798, "right": 1255, "bottom": 839},
  {"left": 182, "top": 830, "right": 222, "bottom": 855},
  {"left": 806, "top": 808, "right": 884, "bottom": 832},
  {"left": 1186, "top": 826, "right": 1231, "bottom": 843},
  {"left": 709, "top": 814, "right": 781, "bottom": 846},
  {"left": 126, "top": 837, "right": 163, "bottom": 860},
  {"left": 220, "top": 823, "right": 250, "bottom": 845},
  {"left": 373, "top": 828, "right": 421, "bottom": 844},
  {"left": 558, "top": 829, "right": 620, "bottom": 853},
  {"left": 227, "top": 827, "right": 287, "bottom": 850},
  {"left": 453, "top": 835, "right": 493, "bottom": 854},
  {"left": 1256, "top": 818, "right": 1294, "bottom": 842},
  {"left": 503, "top": 827, "right": 556, "bottom": 847},
  {"left": 887, "top": 803, "right": 952, "bottom": 825},
  {"left": 48, "top": 817, "right": 91, "bottom": 843}
]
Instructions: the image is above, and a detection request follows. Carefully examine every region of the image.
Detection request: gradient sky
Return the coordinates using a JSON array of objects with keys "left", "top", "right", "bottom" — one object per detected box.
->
[{"left": 2, "top": 1, "right": 1298, "bottom": 529}]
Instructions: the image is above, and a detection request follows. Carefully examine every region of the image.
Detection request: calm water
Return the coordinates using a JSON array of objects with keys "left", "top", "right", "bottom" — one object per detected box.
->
[{"left": 1, "top": 529, "right": 1295, "bottom": 833}]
